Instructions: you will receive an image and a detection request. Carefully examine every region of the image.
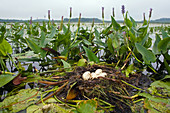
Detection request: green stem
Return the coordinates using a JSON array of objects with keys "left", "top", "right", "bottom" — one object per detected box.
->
[
  {"left": 121, "top": 80, "right": 143, "bottom": 91},
  {"left": 7, "top": 54, "right": 19, "bottom": 71},
  {"left": 127, "top": 47, "right": 158, "bottom": 74},
  {"left": 70, "top": 27, "right": 79, "bottom": 46}
]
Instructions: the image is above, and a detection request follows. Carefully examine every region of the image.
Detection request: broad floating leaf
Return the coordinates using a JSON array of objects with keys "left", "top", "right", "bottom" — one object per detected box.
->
[
  {"left": 0, "top": 89, "right": 40, "bottom": 112},
  {"left": 77, "top": 99, "right": 97, "bottom": 113}
]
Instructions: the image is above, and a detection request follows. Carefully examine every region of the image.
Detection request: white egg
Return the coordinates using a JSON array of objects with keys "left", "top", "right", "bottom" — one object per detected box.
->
[
  {"left": 95, "top": 69, "right": 102, "bottom": 75},
  {"left": 82, "top": 71, "right": 91, "bottom": 80},
  {"left": 98, "top": 72, "right": 107, "bottom": 77},
  {"left": 91, "top": 72, "right": 98, "bottom": 79}
]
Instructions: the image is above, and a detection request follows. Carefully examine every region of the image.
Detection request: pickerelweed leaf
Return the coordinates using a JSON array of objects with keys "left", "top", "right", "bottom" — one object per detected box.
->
[
  {"left": 112, "top": 33, "right": 120, "bottom": 49},
  {"left": 48, "top": 26, "right": 56, "bottom": 39},
  {"left": 130, "top": 16, "right": 137, "bottom": 28},
  {"left": 25, "top": 38, "right": 46, "bottom": 58},
  {"left": 25, "top": 38, "right": 41, "bottom": 54},
  {"left": 111, "top": 16, "right": 121, "bottom": 31},
  {"left": 94, "top": 39, "right": 107, "bottom": 47},
  {"left": 83, "top": 46, "right": 99, "bottom": 63},
  {"left": 0, "top": 39, "right": 12, "bottom": 56},
  {"left": 61, "top": 59, "right": 71, "bottom": 70},
  {"left": 135, "top": 43, "right": 156, "bottom": 64},
  {"left": 162, "top": 29, "right": 169, "bottom": 39},
  {"left": 40, "top": 31, "right": 46, "bottom": 48},
  {"left": 164, "top": 59, "right": 170, "bottom": 74},
  {"left": 152, "top": 34, "right": 161, "bottom": 55},
  {"left": 0, "top": 26, "right": 6, "bottom": 43},
  {"left": 94, "top": 28, "right": 100, "bottom": 39},
  {"left": 125, "top": 12, "right": 132, "bottom": 28},
  {"left": 107, "top": 37, "right": 114, "bottom": 54},
  {"left": 0, "top": 74, "right": 16, "bottom": 87},
  {"left": 158, "top": 37, "right": 170, "bottom": 54}
]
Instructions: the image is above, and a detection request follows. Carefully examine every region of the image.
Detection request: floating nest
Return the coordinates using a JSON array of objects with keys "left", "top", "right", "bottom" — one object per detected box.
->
[{"left": 39, "top": 64, "right": 151, "bottom": 113}]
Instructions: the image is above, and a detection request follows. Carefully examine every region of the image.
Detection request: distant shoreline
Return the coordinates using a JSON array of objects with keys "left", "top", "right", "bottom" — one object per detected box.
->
[{"left": 1, "top": 17, "right": 170, "bottom": 24}]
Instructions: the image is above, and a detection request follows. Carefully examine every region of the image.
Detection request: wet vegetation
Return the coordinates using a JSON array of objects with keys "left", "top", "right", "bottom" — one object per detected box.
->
[{"left": 0, "top": 6, "right": 170, "bottom": 113}]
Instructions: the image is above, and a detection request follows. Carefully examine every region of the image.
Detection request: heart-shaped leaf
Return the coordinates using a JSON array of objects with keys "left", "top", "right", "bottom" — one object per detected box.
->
[{"left": 135, "top": 43, "right": 156, "bottom": 64}]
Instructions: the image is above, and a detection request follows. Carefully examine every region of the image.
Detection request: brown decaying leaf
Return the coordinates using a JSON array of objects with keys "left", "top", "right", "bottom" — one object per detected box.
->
[
  {"left": 13, "top": 74, "right": 27, "bottom": 85},
  {"left": 66, "top": 88, "right": 79, "bottom": 100},
  {"left": 41, "top": 47, "right": 60, "bottom": 56}
]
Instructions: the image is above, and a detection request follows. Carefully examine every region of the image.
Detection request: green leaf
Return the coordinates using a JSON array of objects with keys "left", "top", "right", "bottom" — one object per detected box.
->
[
  {"left": 70, "top": 40, "right": 82, "bottom": 48},
  {"left": 107, "top": 38, "right": 114, "bottom": 54},
  {"left": 17, "top": 28, "right": 24, "bottom": 36},
  {"left": 125, "top": 64, "right": 135, "bottom": 77},
  {"left": 0, "top": 74, "right": 16, "bottom": 87},
  {"left": 144, "top": 98, "right": 169, "bottom": 113},
  {"left": 158, "top": 37, "right": 170, "bottom": 54},
  {"left": 25, "top": 38, "right": 41, "bottom": 54},
  {"left": 40, "top": 31, "right": 46, "bottom": 48},
  {"left": 112, "top": 33, "right": 120, "bottom": 49},
  {"left": 83, "top": 39, "right": 92, "bottom": 46},
  {"left": 164, "top": 59, "right": 170, "bottom": 74},
  {"left": 0, "top": 39, "right": 12, "bottom": 56},
  {"left": 130, "top": 16, "right": 137, "bottom": 28},
  {"left": 83, "top": 46, "right": 99, "bottom": 63},
  {"left": 111, "top": 16, "right": 121, "bottom": 31},
  {"left": 151, "top": 80, "right": 170, "bottom": 90},
  {"left": 0, "top": 89, "right": 41, "bottom": 112},
  {"left": 77, "top": 99, "right": 97, "bottom": 113},
  {"left": 143, "top": 37, "right": 152, "bottom": 48},
  {"left": 162, "top": 75, "right": 170, "bottom": 80},
  {"left": 162, "top": 29, "right": 169, "bottom": 39},
  {"left": 125, "top": 12, "right": 132, "bottom": 28},
  {"left": 94, "top": 28, "right": 100, "bottom": 39},
  {"left": 0, "top": 26, "right": 6, "bottom": 43},
  {"left": 48, "top": 27, "right": 56, "bottom": 39},
  {"left": 140, "top": 33, "right": 149, "bottom": 46},
  {"left": 152, "top": 34, "right": 161, "bottom": 55},
  {"left": 139, "top": 93, "right": 168, "bottom": 104},
  {"left": 25, "top": 38, "right": 46, "bottom": 58},
  {"left": 77, "top": 59, "right": 87, "bottom": 67},
  {"left": 135, "top": 43, "right": 156, "bottom": 64},
  {"left": 119, "top": 45, "right": 128, "bottom": 56},
  {"left": 26, "top": 105, "right": 40, "bottom": 113},
  {"left": 61, "top": 59, "right": 71, "bottom": 69},
  {"left": 94, "top": 39, "right": 107, "bottom": 47}
]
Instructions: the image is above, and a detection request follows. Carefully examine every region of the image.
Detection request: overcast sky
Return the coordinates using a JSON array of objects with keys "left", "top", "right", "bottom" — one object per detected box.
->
[{"left": 0, "top": 0, "right": 169, "bottom": 21}]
